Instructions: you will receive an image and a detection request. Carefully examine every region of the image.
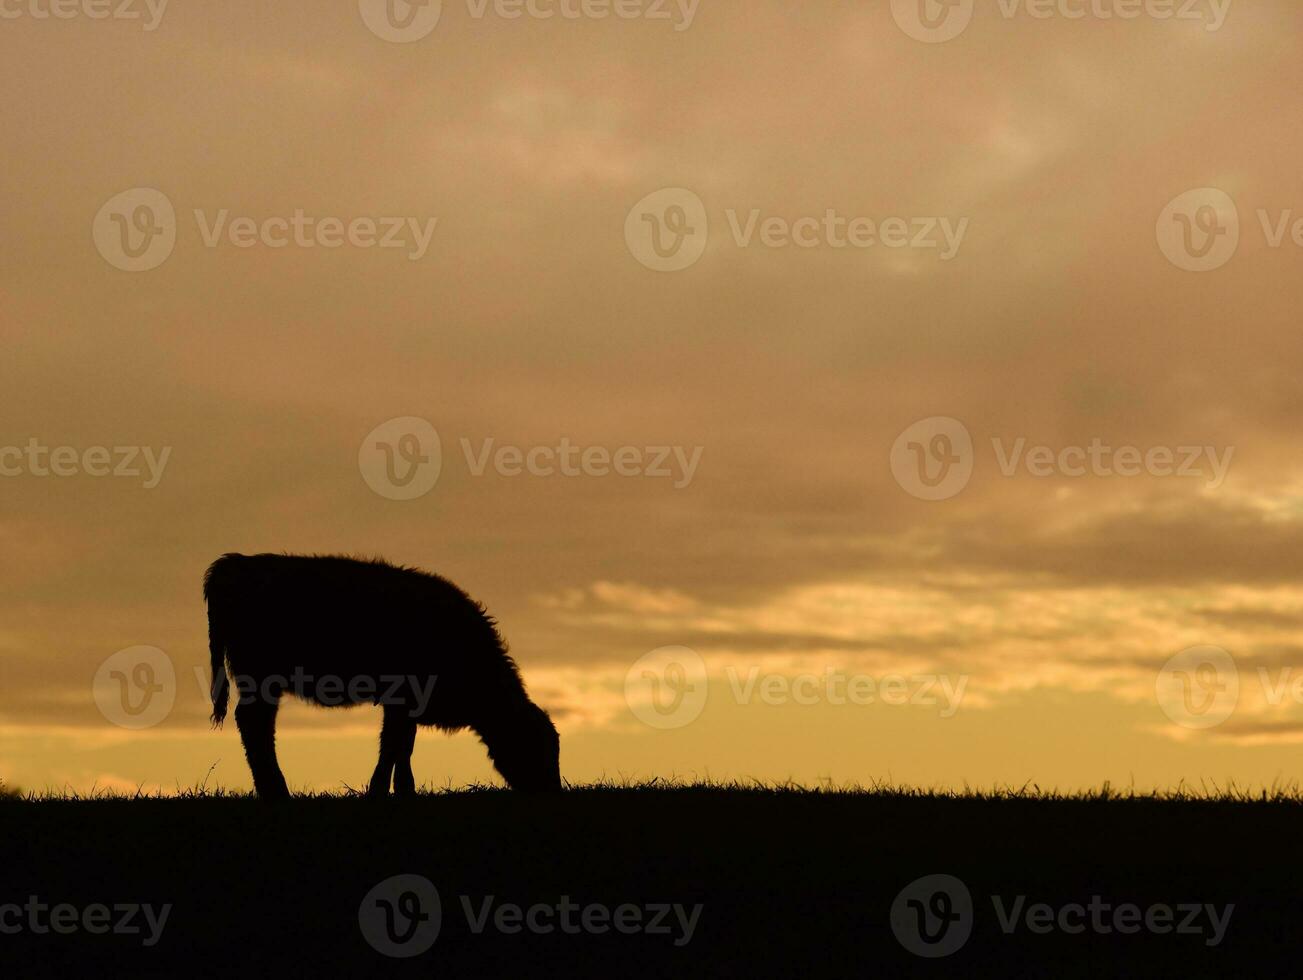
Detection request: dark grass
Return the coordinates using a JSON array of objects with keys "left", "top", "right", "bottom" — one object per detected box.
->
[
  {"left": 9, "top": 774, "right": 1303, "bottom": 803},
  {"left": 2, "top": 779, "right": 1300, "bottom": 977}
]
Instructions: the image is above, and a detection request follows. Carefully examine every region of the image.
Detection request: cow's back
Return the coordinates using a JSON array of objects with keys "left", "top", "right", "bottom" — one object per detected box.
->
[{"left": 204, "top": 553, "right": 493, "bottom": 685}]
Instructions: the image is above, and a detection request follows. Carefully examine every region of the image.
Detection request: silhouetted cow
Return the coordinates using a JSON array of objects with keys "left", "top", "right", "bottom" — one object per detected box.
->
[{"left": 204, "top": 553, "right": 561, "bottom": 798}]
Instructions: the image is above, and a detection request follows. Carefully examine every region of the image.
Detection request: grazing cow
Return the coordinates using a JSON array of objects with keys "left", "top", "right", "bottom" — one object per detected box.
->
[{"left": 204, "top": 553, "right": 561, "bottom": 798}]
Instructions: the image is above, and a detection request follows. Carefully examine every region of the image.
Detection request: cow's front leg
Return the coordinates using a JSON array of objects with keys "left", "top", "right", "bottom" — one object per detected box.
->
[{"left": 392, "top": 713, "right": 418, "bottom": 798}]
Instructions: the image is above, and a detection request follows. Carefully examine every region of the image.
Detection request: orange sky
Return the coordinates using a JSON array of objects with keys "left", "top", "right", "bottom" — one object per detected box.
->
[{"left": 3, "top": 1, "right": 1303, "bottom": 794}]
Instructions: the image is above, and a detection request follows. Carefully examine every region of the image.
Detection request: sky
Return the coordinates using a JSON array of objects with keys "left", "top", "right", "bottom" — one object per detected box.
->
[{"left": 3, "top": 0, "right": 1303, "bottom": 794}]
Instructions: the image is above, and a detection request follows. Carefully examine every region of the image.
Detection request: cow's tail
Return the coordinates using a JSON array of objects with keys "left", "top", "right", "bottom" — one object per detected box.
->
[
  {"left": 208, "top": 613, "right": 229, "bottom": 727},
  {"left": 204, "top": 555, "right": 240, "bottom": 727}
]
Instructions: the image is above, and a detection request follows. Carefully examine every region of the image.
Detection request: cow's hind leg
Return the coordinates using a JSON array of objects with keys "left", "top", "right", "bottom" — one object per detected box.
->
[
  {"left": 235, "top": 696, "right": 290, "bottom": 800},
  {"left": 369, "top": 705, "right": 418, "bottom": 798}
]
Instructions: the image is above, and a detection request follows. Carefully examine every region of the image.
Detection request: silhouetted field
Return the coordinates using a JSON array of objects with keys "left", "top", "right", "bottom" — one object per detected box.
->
[{"left": 2, "top": 781, "right": 1299, "bottom": 977}]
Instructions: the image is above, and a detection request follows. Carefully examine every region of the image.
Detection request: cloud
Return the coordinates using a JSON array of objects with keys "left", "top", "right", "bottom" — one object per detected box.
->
[{"left": 4, "top": 0, "right": 1303, "bottom": 788}]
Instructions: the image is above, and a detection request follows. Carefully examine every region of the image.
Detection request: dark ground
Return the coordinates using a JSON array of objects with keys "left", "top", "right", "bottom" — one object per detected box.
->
[{"left": 2, "top": 784, "right": 1299, "bottom": 977}]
